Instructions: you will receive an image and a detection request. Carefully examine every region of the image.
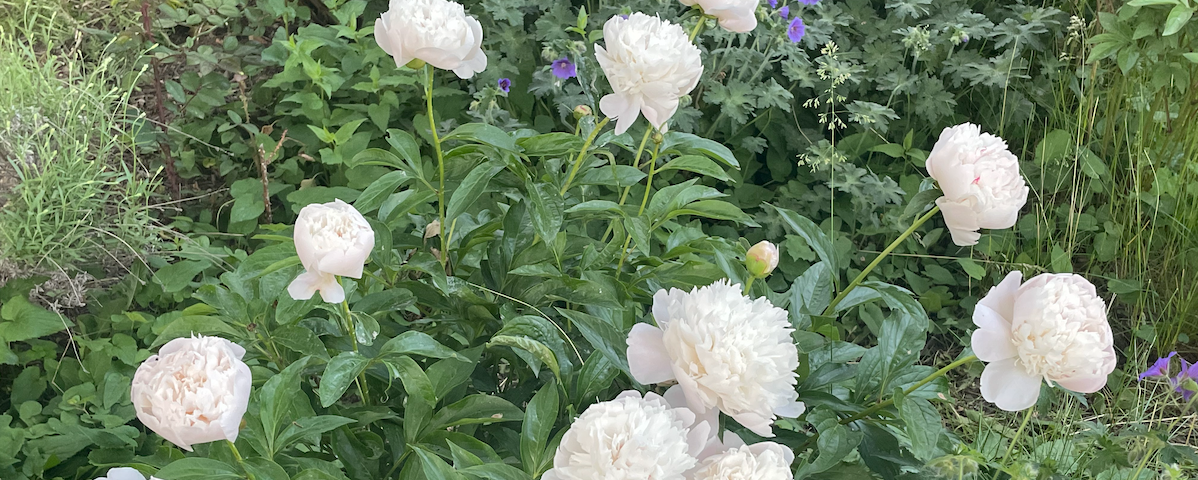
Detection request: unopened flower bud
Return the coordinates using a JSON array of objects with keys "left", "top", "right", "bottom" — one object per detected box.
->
[
  {"left": 573, "top": 105, "right": 592, "bottom": 119},
  {"left": 745, "top": 241, "right": 779, "bottom": 278},
  {"left": 652, "top": 130, "right": 664, "bottom": 144}
]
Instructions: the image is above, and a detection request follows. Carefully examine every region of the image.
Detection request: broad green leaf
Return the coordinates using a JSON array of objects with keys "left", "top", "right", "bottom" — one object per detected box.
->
[
  {"left": 517, "top": 132, "right": 583, "bottom": 156},
  {"left": 1051, "top": 244, "right": 1073, "bottom": 273},
  {"left": 354, "top": 170, "right": 412, "bottom": 214},
  {"left": 565, "top": 200, "right": 624, "bottom": 216},
  {"left": 868, "top": 143, "right": 906, "bottom": 158},
  {"left": 1184, "top": 52, "right": 1198, "bottom": 63},
  {"left": 318, "top": 352, "right": 370, "bottom": 407},
  {"left": 245, "top": 457, "right": 291, "bottom": 480},
  {"left": 276, "top": 415, "right": 357, "bottom": 452},
  {"left": 0, "top": 296, "right": 73, "bottom": 343},
  {"left": 261, "top": 356, "right": 313, "bottom": 452},
  {"left": 379, "top": 331, "right": 460, "bottom": 359},
  {"left": 577, "top": 165, "right": 647, "bottom": 187},
  {"left": 798, "top": 410, "right": 864, "bottom": 476},
  {"left": 155, "top": 259, "right": 210, "bottom": 293},
  {"left": 155, "top": 458, "right": 241, "bottom": 480},
  {"left": 152, "top": 315, "right": 242, "bottom": 348},
  {"left": 412, "top": 445, "right": 465, "bottom": 480},
  {"left": 527, "top": 182, "right": 564, "bottom": 242},
  {"left": 899, "top": 396, "right": 945, "bottom": 462},
  {"left": 387, "top": 129, "right": 423, "bottom": 174},
  {"left": 272, "top": 325, "right": 329, "bottom": 359},
  {"left": 488, "top": 335, "right": 560, "bottom": 380},
  {"left": 428, "top": 394, "right": 524, "bottom": 430},
  {"left": 520, "top": 382, "right": 559, "bottom": 476},
  {"left": 666, "top": 200, "right": 756, "bottom": 225},
  {"left": 461, "top": 464, "right": 533, "bottom": 480},
  {"left": 1164, "top": 5, "right": 1195, "bottom": 36},
  {"left": 334, "top": 118, "right": 367, "bottom": 145},
  {"left": 446, "top": 161, "right": 505, "bottom": 222},
  {"left": 661, "top": 132, "right": 739, "bottom": 168},
  {"left": 574, "top": 350, "right": 618, "bottom": 403},
  {"left": 385, "top": 355, "right": 435, "bottom": 442},
  {"left": 624, "top": 217, "right": 650, "bottom": 256},
  {"left": 769, "top": 204, "right": 837, "bottom": 272},
  {"left": 658, "top": 155, "right": 732, "bottom": 182},
  {"left": 446, "top": 123, "right": 517, "bottom": 151},
  {"left": 380, "top": 189, "right": 437, "bottom": 224},
  {"left": 956, "top": 258, "right": 986, "bottom": 280},
  {"left": 555, "top": 309, "right": 630, "bottom": 376}
]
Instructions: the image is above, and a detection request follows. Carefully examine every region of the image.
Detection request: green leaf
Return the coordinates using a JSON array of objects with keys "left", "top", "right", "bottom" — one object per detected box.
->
[
  {"left": 354, "top": 170, "right": 412, "bottom": 214},
  {"left": 334, "top": 118, "right": 368, "bottom": 145},
  {"left": 318, "top": 352, "right": 370, "bottom": 407},
  {"left": 899, "top": 396, "right": 945, "bottom": 462},
  {"left": 155, "top": 260, "right": 210, "bottom": 293},
  {"left": 661, "top": 132, "right": 739, "bottom": 168},
  {"left": 429, "top": 394, "right": 524, "bottom": 430},
  {"left": 555, "top": 309, "right": 630, "bottom": 376},
  {"left": 261, "top": 356, "right": 313, "bottom": 451},
  {"left": 517, "top": 132, "right": 583, "bottom": 156},
  {"left": 152, "top": 315, "right": 242, "bottom": 348},
  {"left": 573, "top": 350, "right": 618, "bottom": 403},
  {"left": 459, "top": 464, "right": 533, "bottom": 480},
  {"left": 272, "top": 325, "right": 329, "bottom": 359},
  {"left": 527, "top": 182, "right": 564, "bottom": 242},
  {"left": 446, "top": 123, "right": 517, "bottom": 151},
  {"left": 412, "top": 445, "right": 465, "bottom": 480},
  {"left": 0, "top": 296, "right": 73, "bottom": 343},
  {"left": 624, "top": 216, "right": 650, "bottom": 256},
  {"left": 155, "top": 458, "right": 241, "bottom": 480},
  {"left": 768, "top": 204, "right": 837, "bottom": 272},
  {"left": 658, "top": 155, "right": 732, "bottom": 182},
  {"left": 384, "top": 355, "right": 435, "bottom": 443},
  {"left": 869, "top": 143, "right": 906, "bottom": 158},
  {"left": 245, "top": 457, "right": 291, "bottom": 480},
  {"left": 956, "top": 258, "right": 986, "bottom": 280},
  {"left": 488, "top": 335, "right": 560, "bottom": 380},
  {"left": 799, "top": 410, "right": 865, "bottom": 476},
  {"left": 446, "top": 161, "right": 504, "bottom": 222},
  {"left": 381, "top": 189, "right": 437, "bottom": 224},
  {"left": 276, "top": 415, "right": 357, "bottom": 452},
  {"left": 379, "top": 331, "right": 460, "bottom": 359},
  {"left": 565, "top": 200, "right": 624, "bottom": 216},
  {"left": 1051, "top": 244, "right": 1073, "bottom": 273},
  {"left": 667, "top": 200, "right": 756, "bottom": 225},
  {"left": 520, "top": 382, "right": 559, "bottom": 476},
  {"left": 1164, "top": 5, "right": 1195, "bottom": 35},
  {"left": 1184, "top": 52, "right": 1198, "bottom": 63}
]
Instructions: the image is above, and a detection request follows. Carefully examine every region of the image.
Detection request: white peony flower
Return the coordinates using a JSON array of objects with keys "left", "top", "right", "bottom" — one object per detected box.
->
[
  {"left": 694, "top": 432, "right": 794, "bottom": 480},
  {"left": 95, "top": 467, "right": 161, "bottom": 480},
  {"left": 287, "top": 199, "right": 376, "bottom": 303},
  {"left": 375, "top": 0, "right": 488, "bottom": 79},
  {"left": 679, "top": 0, "right": 759, "bottom": 33},
  {"left": 627, "top": 280, "right": 803, "bottom": 437},
  {"left": 925, "top": 123, "right": 1029, "bottom": 246},
  {"left": 542, "top": 389, "right": 709, "bottom": 480},
  {"left": 594, "top": 13, "right": 703, "bottom": 135},
  {"left": 130, "top": 335, "right": 252, "bottom": 452},
  {"left": 971, "top": 271, "right": 1116, "bottom": 411}
]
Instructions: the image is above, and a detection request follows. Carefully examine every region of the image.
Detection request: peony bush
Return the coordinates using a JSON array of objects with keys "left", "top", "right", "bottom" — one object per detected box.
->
[{"left": 7, "top": 0, "right": 1183, "bottom": 479}]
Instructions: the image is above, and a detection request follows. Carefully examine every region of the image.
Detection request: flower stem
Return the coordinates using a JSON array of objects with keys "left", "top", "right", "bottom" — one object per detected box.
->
[
  {"left": 340, "top": 291, "right": 370, "bottom": 403},
  {"left": 743, "top": 276, "right": 755, "bottom": 295},
  {"left": 992, "top": 408, "right": 1034, "bottom": 480},
  {"left": 425, "top": 65, "right": 448, "bottom": 268},
  {"left": 822, "top": 205, "right": 940, "bottom": 315},
  {"left": 636, "top": 137, "right": 664, "bottom": 216},
  {"left": 227, "top": 440, "right": 256, "bottom": 480},
  {"left": 560, "top": 117, "right": 611, "bottom": 196},
  {"left": 689, "top": 15, "right": 706, "bottom": 41}
]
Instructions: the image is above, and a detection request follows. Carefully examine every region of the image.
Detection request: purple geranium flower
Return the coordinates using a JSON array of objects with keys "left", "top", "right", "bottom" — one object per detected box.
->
[
  {"left": 497, "top": 78, "right": 511, "bottom": 93},
  {"left": 796, "top": 0, "right": 820, "bottom": 4},
  {"left": 787, "top": 17, "right": 805, "bottom": 43},
  {"left": 778, "top": 5, "right": 789, "bottom": 18},
  {"left": 768, "top": 0, "right": 777, "bottom": 7},
  {"left": 1176, "top": 358, "right": 1198, "bottom": 401},
  {"left": 551, "top": 58, "right": 577, "bottom": 79},
  {"left": 1139, "top": 351, "right": 1177, "bottom": 379}
]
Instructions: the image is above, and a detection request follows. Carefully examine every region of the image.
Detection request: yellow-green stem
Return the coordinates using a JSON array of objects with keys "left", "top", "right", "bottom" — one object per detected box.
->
[
  {"left": 636, "top": 138, "right": 664, "bottom": 216},
  {"left": 425, "top": 65, "right": 448, "bottom": 267},
  {"left": 822, "top": 205, "right": 940, "bottom": 315},
  {"left": 227, "top": 440, "right": 256, "bottom": 480},
  {"left": 560, "top": 117, "right": 611, "bottom": 195},
  {"left": 340, "top": 294, "right": 370, "bottom": 403},
  {"left": 689, "top": 15, "right": 706, "bottom": 41},
  {"left": 743, "top": 276, "right": 756, "bottom": 294},
  {"left": 993, "top": 408, "right": 1034, "bottom": 480},
  {"left": 601, "top": 128, "right": 655, "bottom": 244}
]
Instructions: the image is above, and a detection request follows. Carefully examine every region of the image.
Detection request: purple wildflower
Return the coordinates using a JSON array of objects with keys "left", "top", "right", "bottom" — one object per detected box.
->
[
  {"left": 768, "top": 0, "right": 777, "bottom": 7},
  {"left": 1175, "top": 358, "right": 1198, "bottom": 401},
  {"left": 778, "top": 5, "right": 789, "bottom": 18},
  {"left": 497, "top": 78, "right": 511, "bottom": 93},
  {"left": 551, "top": 58, "right": 577, "bottom": 80},
  {"left": 787, "top": 17, "right": 805, "bottom": 43},
  {"left": 796, "top": 0, "right": 820, "bottom": 4},
  {"left": 1139, "top": 351, "right": 1177, "bottom": 379}
]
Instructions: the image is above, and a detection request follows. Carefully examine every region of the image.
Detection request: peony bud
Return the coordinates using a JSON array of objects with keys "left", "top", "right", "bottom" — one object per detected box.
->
[
  {"left": 287, "top": 199, "right": 376, "bottom": 303},
  {"left": 745, "top": 241, "right": 779, "bottom": 278},
  {"left": 130, "top": 336, "right": 252, "bottom": 452},
  {"left": 573, "top": 105, "right": 593, "bottom": 119}
]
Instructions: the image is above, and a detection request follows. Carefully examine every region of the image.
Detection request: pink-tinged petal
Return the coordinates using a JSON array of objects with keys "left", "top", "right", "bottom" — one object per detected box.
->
[
  {"left": 317, "top": 280, "right": 346, "bottom": 303},
  {"left": 686, "top": 418, "right": 711, "bottom": 458},
  {"left": 1054, "top": 374, "right": 1108, "bottom": 394},
  {"left": 287, "top": 270, "right": 325, "bottom": 301},
  {"left": 716, "top": 12, "right": 757, "bottom": 33},
  {"left": 980, "top": 358, "right": 1042, "bottom": 411},
  {"left": 221, "top": 357, "right": 253, "bottom": 442},
  {"left": 627, "top": 323, "right": 676, "bottom": 384},
  {"left": 730, "top": 410, "right": 775, "bottom": 438},
  {"left": 936, "top": 196, "right": 982, "bottom": 246},
  {"left": 971, "top": 305, "right": 1016, "bottom": 362},
  {"left": 652, "top": 287, "right": 686, "bottom": 329},
  {"left": 977, "top": 270, "right": 1022, "bottom": 321}
]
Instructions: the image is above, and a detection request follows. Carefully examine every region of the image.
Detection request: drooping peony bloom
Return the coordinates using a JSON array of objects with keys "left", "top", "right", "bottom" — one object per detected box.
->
[
  {"left": 595, "top": 13, "right": 703, "bottom": 135},
  {"left": 745, "top": 241, "right": 779, "bottom": 278},
  {"left": 497, "top": 78, "right": 511, "bottom": 93},
  {"left": 551, "top": 58, "right": 577, "bottom": 79},
  {"left": 678, "top": 0, "right": 759, "bottom": 33},
  {"left": 375, "top": 0, "right": 488, "bottom": 79},
  {"left": 627, "top": 279, "right": 803, "bottom": 437},
  {"left": 925, "top": 123, "right": 1029, "bottom": 246},
  {"left": 95, "top": 467, "right": 161, "bottom": 480},
  {"left": 786, "top": 17, "right": 804, "bottom": 43},
  {"left": 288, "top": 199, "right": 376, "bottom": 303},
  {"left": 971, "top": 272, "right": 1116, "bottom": 411},
  {"left": 694, "top": 432, "right": 795, "bottom": 480},
  {"left": 541, "top": 389, "right": 709, "bottom": 480},
  {"left": 130, "top": 335, "right": 252, "bottom": 451}
]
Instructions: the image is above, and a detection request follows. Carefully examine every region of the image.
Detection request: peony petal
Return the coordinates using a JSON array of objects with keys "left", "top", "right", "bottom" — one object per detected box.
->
[
  {"left": 102, "top": 467, "right": 148, "bottom": 480},
  {"left": 317, "top": 280, "right": 346, "bottom": 303},
  {"left": 774, "top": 399, "right": 806, "bottom": 418},
  {"left": 315, "top": 241, "right": 371, "bottom": 278},
  {"left": 935, "top": 196, "right": 982, "bottom": 246},
  {"left": 980, "top": 358, "right": 1042, "bottom": 411},
  {"left": 977, "top": 270, "right": 1022, "bottom": 322},
  {"left": 716, "top": 12, "right": 757, "bottom": 33},
  {"left": 971, "top": 305, "right": 1016, "bottom": 362},
  {"left": 651, "top": 287, "right": 686, "bottom": 329},
  {"left": 288, "top": 270, "right": 329, "bottom": 301},
  {"left": 729, "top": 410, "right": 775, "bottom": 438},
  {"left": 1054, "top": 374, "right": 1108, "bottom": 394},
  {"left": 627, "top": 323, "right": 676, "bottom": 384},
  {"left": 221, "top": 355, "right": 253, "bottom": 442}
]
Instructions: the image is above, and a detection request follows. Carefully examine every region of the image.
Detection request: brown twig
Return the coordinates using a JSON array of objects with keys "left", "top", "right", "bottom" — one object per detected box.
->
[
  {"left": 140, "top": 1, "right": 181, "bottom": 199},
  {"left": 256, "top": 129, "right": 286, "bottom": 224}
]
